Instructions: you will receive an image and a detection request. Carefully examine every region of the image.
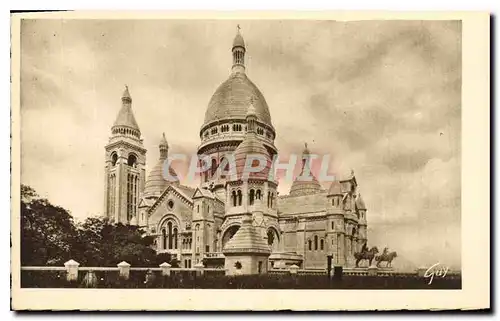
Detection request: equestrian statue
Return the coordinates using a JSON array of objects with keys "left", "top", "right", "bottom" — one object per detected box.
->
[
  {"left": 354, "top": 242, "right": 379, "bottom": 267},
  {"left": 375, "top": 247, "right": 398, "bottom": 268}
]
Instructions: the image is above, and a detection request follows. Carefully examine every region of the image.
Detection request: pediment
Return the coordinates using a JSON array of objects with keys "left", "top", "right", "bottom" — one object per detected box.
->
[{"left": 148, "top": 184, "right": 193, "bottom": 214}]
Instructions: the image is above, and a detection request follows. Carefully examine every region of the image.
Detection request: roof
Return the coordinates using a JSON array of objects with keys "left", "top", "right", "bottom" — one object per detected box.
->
[
  {"left": 355, "top": 193, "right": 367, "bottom": 210},
  {"left": 113, "top": 104, "right": 140, "bottom": 132},
  {"left": 222, "top": 216, "right": 271, "bottom": 255},
  {"left": 203, "top": 72, "right": 273, "bottom": 128},
  {"left": 327, "top": 180, "right": 342, "bottom": 195},
  {"left": 233, "top": 31, "right": 245, "bottom": 48},
  {"left": 113, "top": 86, "right": 140, "bottom": 131},
  {"left": 278, "top": 191, "right": 329, "bottom": 215},
  {"left": 233, "top": 132, "right": 272, "bottom": 181},
  {"left": 176, "top": 185, "right": 196, "bottom": 199},
  {"left": 193, "top": 187, "right": 215, "bottom": 199},
  {"left": 138, "top": 197, "right": 155, "bottom": 208},
  {"left": 143, "top": 158, "right": 179, "bottom": 198}
]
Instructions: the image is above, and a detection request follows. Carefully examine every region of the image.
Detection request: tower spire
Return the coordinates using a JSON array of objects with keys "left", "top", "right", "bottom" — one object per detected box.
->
[
  {"left": 302, "top": 142, "right": 311, "bottom": 170},
  {"left": 159, "top": 132, "right": 169, "bottom": 159},
  {"left": 232, "top": 25, "right": 246, "bottom": 74},
  {"left": 112, "top": 85, "right": 141, "bottom": 138},
  {"left": 122, "top": 84, "right": 132, "bottom": 103}
]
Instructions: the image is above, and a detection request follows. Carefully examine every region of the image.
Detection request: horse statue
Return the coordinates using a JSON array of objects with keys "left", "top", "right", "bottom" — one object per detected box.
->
[
  {"left": 375, "top": 248, "right": 398, "bottom": 267},
  {"left": 354, "top": 246, "right": 379, "bottom": 267}
]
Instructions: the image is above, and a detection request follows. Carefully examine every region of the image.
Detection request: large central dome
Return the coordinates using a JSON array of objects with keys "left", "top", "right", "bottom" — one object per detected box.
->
[{"left": 204, "top": 72, "right": 273, "bottom": 128}]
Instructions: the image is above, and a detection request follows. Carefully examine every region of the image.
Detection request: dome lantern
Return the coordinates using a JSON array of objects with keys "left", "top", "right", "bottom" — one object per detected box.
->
[
  {"left": 246, "top": 98, "right": 257, "bottom": 133},
  {"left": 232, "top": 25, "right": 246, "bottom": 74},
  {"left": 289, "top": 143, "right": 322, "bottom": 196}
]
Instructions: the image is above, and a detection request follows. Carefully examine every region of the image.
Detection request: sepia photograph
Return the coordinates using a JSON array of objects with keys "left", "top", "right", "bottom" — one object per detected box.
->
[{"left": 10, "top": 11, "right": 489, "bottom": 311}]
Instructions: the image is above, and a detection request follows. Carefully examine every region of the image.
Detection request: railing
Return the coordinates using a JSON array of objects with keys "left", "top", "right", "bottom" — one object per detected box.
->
[{"left": 20, "top": 261, "right": 461, "bottom": 289}]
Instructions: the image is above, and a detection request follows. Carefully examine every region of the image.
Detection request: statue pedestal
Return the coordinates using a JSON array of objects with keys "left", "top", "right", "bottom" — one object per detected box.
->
[{"left": 367, "top": 265, "right": 378, "bottom": 276}]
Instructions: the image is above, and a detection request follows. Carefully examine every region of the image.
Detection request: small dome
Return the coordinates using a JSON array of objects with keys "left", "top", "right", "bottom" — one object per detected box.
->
[
  {"left": 289, "top": 144, "right": 322, "bottom": 196},
  {"left": 233, "top": 32, "right": 245, "bottom": 48},
  {"left": 144, "top": 160, "right": 179, "bottom": 198},
  {"left": 233, "top": 133, "right": 272, "bottom": 181},
  {"left": 328, "top": 180, "right": 342, "bottom": 195},
  {"left": 289, "top": 175, "right": 322, "bottom": 197}
]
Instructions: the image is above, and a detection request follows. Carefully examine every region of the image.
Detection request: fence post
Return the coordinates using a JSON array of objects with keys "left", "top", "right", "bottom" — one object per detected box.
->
[
  {"left": 194, "top": 262, "right": 204, "bottom": 276},
  {"left": 64, "top": 259, "right": 80, "bottom": 282},
  {"left": 160, "top": 262, "right": 172, "bottom": 276},
  {"left": 117, "top": 261, "right": 131, "bottom": 280},
  {"left": 289, "top": 264, "right": 300, "bottom": 275}
]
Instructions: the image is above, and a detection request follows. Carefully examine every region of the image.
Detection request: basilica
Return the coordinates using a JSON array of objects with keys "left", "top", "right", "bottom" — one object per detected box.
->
[{"left": 103, "top": 29, "right": 369, "bottom": 272}]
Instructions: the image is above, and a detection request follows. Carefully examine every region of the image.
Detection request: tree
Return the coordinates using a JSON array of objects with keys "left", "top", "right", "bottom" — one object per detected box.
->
[
  {"left": 74, "top": 217, "right": 158, "bottom": 266},
  {"left": 20, "top": 185, "right": 78, "bottom": 265},
  {"left": 20, "top": 185, "right": 169, "bottom": 267}
]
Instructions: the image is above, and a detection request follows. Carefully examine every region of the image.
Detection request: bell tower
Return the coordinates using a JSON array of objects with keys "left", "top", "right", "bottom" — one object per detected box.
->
[{"left": 104, "top": 86, "right": 147, "bottom": 224}]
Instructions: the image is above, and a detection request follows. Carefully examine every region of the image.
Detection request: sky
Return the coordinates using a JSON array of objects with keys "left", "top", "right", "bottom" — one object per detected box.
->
[{"left": 20, "top": 19, "right": 461, "bottom": 269}]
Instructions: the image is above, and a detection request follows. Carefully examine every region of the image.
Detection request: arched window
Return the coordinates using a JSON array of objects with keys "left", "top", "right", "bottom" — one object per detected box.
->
[
  {"left": 211, "top": 158, "right": 217, "bottom": 177},
  {"left": 162, "top": 229, "right": 167, "bottom": 249},
  {"left": 220, "top": 157, "right": 229, "bottom": 178},
  {"left": 174, "top": 228, "right": 178, "bottom": 249},
  {"left": 232, "top": 190, "right": 237, "bottom": 207},
  {"left": 256, "top": 189, "right": 261, "bottom": 200},
  {"left": 267, "top": 230, "right": 275, "bottom": 246},
  {"left": 111, "top": 153, "right": 118, "bottom": 166},
  {"left": 267, "top": 191, "right": 270, "bottom": 207},
  {"left": 237, "top": 190, "right": 242, "bottom": 206},
  {"left": 308, "top": 239, "right": 312, "bottom": 251},
  {"left": 197, "top": 205, "right": 199, "bottom": 213},
  {"left": 331, "top": 222, "right": 334, "bottom": 229},
  {"left": 249, "top": 189, "right": 255, "bottom": 205},
  {"left": 127, "top": 154, "right": 137, "bottom": 167},
  {"left": 320, "top": 239, "right": 324, "bottom": 251},
  {"left": 167, "top": 222, "right": 173, "bottom": 249},
  {"left": 314, "top": 235, "right": 318, "bottom": 250}
]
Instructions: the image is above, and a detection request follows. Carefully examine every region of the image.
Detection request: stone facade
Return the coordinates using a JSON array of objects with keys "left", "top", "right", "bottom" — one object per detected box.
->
[{"left": 103, "top": 29, "right": 370, "bottom": 270}]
